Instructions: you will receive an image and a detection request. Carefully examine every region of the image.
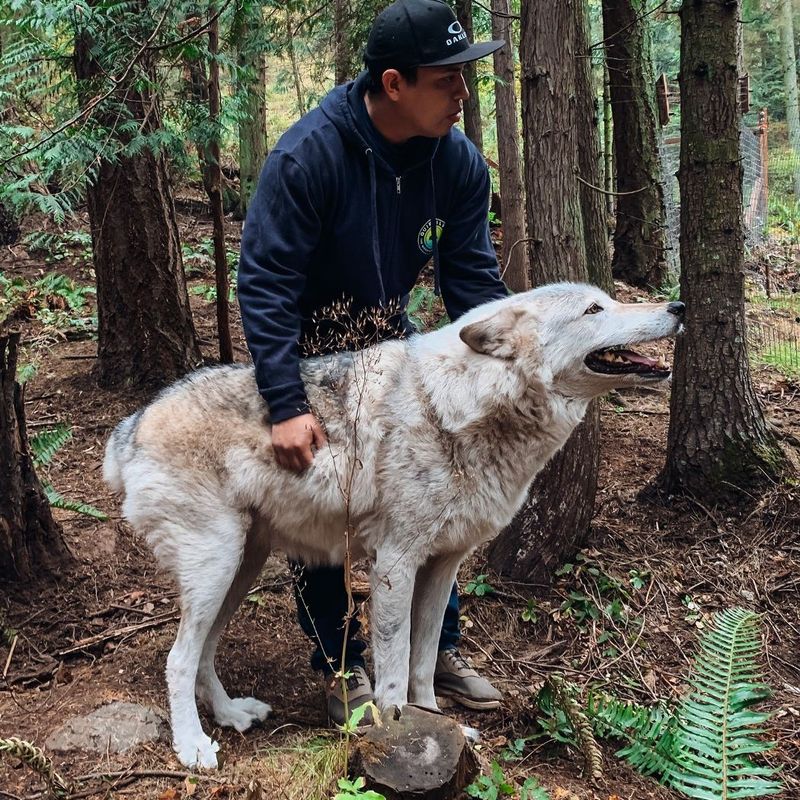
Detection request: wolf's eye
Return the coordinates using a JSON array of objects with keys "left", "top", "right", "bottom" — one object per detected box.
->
[{"left": 584, "top": 303, "right": 603, "bottom": 315}]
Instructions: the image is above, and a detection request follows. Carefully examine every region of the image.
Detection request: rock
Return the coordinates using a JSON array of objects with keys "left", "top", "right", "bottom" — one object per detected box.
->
[
  {"left": 349, "top": 705, "right": 479, "bottom": 800},
  {"left": 45, "top": 701, "right": 167, "bottom": 754}
]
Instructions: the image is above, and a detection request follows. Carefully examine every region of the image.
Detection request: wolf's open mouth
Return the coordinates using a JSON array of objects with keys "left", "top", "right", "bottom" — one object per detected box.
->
[{"left": 585, "top": 347, "right": 671, "bottom": 377}]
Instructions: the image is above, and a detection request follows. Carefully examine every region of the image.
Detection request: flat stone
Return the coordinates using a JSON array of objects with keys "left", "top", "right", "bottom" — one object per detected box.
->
[{"left": 45, "top": 701, "right": 167, "bottom": 754}]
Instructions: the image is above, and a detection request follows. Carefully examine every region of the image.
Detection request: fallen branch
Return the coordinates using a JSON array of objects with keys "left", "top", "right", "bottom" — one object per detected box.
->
[{"left": 54, "top": 612, "right": 179, "bottom": 657}]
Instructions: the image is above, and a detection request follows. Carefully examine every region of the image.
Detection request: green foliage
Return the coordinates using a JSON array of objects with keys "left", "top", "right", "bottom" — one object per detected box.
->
[
  {"left": 30, "top": 423, "right": 72, "bottom": 468},
  {"left": 16, "top": 360, "right": 39, "bottom": 384},
  {"left": 758, "top": 342, "right": 800, "bottom": 378},
  {"left": 466, "top": 761, "right": 551, "bottom": 800},
  {"left": 665, "top": 607, "right": 781, "bottom": 799},
  {"left": 24, "top": 230, "right": 93, "bottom": 266},
  {"left": 464, "top": 573, "right": 496, "bottom": 597},
  {"left": 30, "top": 424, "right": 108, "bottom": 520},
  {"left": 0, "top": 270, "right": 95, "bottom": 327},
  {"left": 333, "top": 776, "right": 385, "bottom": 800},
  {"left": 466, "top": 761, "right": 516, "bottom": 799},
  {"left": 536, "top": 609, "right": 782, "bottom": 799}
]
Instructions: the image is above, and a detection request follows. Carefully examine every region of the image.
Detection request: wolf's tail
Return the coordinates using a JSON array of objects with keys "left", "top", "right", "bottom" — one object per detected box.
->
[{"left": 103, "top": 410, "right": 142, "bottom": 494}]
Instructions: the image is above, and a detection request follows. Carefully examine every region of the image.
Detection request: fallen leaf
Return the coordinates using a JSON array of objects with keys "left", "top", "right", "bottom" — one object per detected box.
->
[
  {"left": 184, "top": 776, "right": 198, "bottom": 796},
  {"left": 158, "top": 788, "right": 178, "bottom": 800}
]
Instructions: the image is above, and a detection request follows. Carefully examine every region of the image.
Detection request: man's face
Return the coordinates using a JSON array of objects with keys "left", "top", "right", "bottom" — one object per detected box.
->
[{"left": 392, "top": 64, "right": 470, "bottom": 139}]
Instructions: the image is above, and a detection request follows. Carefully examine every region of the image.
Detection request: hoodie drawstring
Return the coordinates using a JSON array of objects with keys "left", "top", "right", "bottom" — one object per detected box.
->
[
  {"left": 430, "top": 161, "right": 441, "bottom": 297},
  {"left": 365, "top": 147, "right": 387, "bottom": 305}
]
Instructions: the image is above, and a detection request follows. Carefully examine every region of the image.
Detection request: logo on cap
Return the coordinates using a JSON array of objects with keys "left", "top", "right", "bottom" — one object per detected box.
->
[{"left": 447, "top": 21, "right": 463, "bottom": 35}]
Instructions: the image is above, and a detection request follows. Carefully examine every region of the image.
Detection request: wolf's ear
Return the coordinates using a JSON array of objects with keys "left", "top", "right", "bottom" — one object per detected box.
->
[{"left": 459, "top": 305, "right": 526, "bottom": 359}]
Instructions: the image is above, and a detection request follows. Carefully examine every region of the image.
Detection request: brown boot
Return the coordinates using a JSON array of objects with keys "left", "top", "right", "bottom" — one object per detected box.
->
[
  {"left": 434, "top": 649, "right": 502, "bottom": 710},
  {"left": 325, "top": 665, "right": 374, "bottom": 727}
]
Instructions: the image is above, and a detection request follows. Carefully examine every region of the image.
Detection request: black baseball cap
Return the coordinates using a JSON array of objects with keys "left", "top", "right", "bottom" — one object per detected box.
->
[{"left": 364, "top": 0, "right": 504, "bottom": 73}]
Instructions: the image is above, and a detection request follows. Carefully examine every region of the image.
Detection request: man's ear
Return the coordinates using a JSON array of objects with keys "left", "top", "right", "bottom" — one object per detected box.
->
[
  {"left": 459, "top": 305, "right": 526, "bottom": 359},
  {"left": 382, "top": 68, "right": 403, "bottom": 100}
]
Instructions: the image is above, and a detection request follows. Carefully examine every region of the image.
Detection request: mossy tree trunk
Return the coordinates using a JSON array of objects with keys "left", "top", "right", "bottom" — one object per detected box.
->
[
  {"left": 455, "top": 0, "right": 483, "bottom": 152},
  {"left": 235, "top": 1, "right": 268, "bottom": 219},
  {"left": 488, "top": 0, "right": 611, "bottom": 583},
  {"left": 0, "top": 333, "right": 73, "bottom": 582},
  {"left": 74, "top": 3, "right": 200, "bottom": 389},
  {"left": 659, "top": 0, "right": 785, "bottom": 498},
  {"left": 491, "top": 0, "right": 528, "bottom": 292},
  {"left": 602, "top": 0, "right": 667, "bottom": 289}
]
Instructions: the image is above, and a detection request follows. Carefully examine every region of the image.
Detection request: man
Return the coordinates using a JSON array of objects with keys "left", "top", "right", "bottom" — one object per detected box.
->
[{"left": 238, "top": 0, "right": 506, "bottom": 726}]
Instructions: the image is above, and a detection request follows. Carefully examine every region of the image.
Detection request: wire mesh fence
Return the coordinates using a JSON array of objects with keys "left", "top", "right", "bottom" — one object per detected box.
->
[{"left": 656, "top": 110, "right": 800, "bottom": 379}]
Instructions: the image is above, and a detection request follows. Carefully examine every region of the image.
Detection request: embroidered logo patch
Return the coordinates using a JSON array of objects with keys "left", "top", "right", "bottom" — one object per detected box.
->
[{"left": 417, "top": 218, "right": 445, "bottom": 255}]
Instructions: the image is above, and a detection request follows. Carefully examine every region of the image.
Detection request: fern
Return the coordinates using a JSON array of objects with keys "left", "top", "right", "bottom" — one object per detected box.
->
[
  {"left": 540, "top": 608, "right": 782, "bottom": 799},
  {"left": 43, "top": 484, "right": 107, "bottom": 521},
  {"left": 587, "top": 693, "right": 677, "bottom": 778},
  {"left": 30, "top": 424, "right": 72, "bottom": 468},
  {"left": 665, "top": 608, "right": 782, "bottom": 800},
  {"left": 29, "top": 425, "right": 108, "bottom": 520}
]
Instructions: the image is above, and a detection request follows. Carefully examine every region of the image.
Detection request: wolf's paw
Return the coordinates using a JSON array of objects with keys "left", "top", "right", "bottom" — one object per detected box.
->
[
  {"left": 173, "top": 734, "right": 220, "bottom": 769},
  {"left": 214, "top": 696, "right": 272, "bottom": 732}
]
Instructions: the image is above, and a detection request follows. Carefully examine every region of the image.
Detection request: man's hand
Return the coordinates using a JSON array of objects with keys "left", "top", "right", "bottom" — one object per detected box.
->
[{"left": 271, "top": 413, "right": 327, "bottom": 472}]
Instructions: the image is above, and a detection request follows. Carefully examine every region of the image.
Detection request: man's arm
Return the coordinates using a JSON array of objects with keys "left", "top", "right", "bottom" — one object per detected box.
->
[
  {"left": 238, "top": 151, "right": 327, "bottom": 470},
  {"left": 437, "top": 151, "right": 509, "bottom": 321}
]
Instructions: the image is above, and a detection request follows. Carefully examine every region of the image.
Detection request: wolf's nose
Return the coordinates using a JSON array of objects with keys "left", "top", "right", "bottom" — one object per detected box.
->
[{"left": 667, "top": 301, "right": 685, "bottom": 319}]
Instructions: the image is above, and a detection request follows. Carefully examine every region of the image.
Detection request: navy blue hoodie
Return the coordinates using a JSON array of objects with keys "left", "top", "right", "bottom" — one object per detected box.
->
[{"left": 238, "top": 70, "right": 508, "bottom": 423}]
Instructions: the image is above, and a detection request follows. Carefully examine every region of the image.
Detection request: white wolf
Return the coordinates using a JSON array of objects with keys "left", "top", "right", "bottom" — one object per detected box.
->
[{"left": 104, "top": 282, "right": 683, "bottom": 768}]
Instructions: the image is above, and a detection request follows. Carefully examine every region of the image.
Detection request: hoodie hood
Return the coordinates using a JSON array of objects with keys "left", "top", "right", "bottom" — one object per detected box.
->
[{"left": 320, "top": 71, "right": 439, "bottom": 174}]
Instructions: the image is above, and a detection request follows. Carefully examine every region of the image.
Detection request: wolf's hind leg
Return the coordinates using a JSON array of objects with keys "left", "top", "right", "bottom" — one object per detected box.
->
[
  {"left": 408, "top": 554, "right": 462, "bottom": 709},
  {"left": 166, "top": 512, "right": 246, "bottom": 769},
  {"left": 196, "top": 519, "right": 272, "bottom": 731}
]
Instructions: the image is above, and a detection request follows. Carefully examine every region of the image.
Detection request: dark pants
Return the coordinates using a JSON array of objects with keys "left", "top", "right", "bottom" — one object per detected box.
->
[{"left": 292, "top": 562, "right": 461, "bottom": 675}]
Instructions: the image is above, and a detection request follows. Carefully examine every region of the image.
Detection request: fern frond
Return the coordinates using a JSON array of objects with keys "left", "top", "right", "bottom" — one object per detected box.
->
[
  {"left": 30, "top": 423, "right": 71, "bottom": 467},
  {"left": 588, "top": 692, "right": 677, "bottom": 778},
  {"left": 43, "top": 484, "right": 108, "bottom": 520},
  {"left": 665, "top": 608, "right": 782, "bottom": 799}
]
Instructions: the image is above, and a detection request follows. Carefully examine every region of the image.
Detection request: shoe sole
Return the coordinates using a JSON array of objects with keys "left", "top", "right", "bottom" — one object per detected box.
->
[{"left": 435, "top": 689, "right": 501, "bottom": 711}]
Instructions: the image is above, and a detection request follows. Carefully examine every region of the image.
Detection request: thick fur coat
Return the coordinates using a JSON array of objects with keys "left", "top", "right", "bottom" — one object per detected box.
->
[{"left": 104, "top": 282, "right": 683, "bottom": 768}]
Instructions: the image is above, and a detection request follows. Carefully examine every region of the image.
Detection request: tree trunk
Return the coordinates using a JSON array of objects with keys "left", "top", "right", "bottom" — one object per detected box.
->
[
  {"left": 778, "top": 0, "right": 800, "bottom": 198},
  {"left": 602, "top": 0, "right": 667, "bottom": 289},
  {"left": 334, "top": 0, "right": 350, "bottom": 85},
  {"left": 659, "top": 0, "right": 785, "bottom": 498},
  {"left": 74, "top": 7, "right": 201, "bottom": 389},
  {"left": 0, "top": 333, "right": 72, "bottom": 582},
  {"left": 235, "top": 2, "right": 268, "bottom": 219},
  {"left": 488, "top": 0, "right": 602, "bottom": 582},
  {"left": 208, "top": 4, "right": 233, "bottom": 364},
  {"left": 455, "top": 0, "right": 483, "bottom": 151},
  {"left": 576, "top": 1, "right": 613, "bottom": 294},
  {"left": 491, "top": 0, "right": 528, "bottom": 292}
]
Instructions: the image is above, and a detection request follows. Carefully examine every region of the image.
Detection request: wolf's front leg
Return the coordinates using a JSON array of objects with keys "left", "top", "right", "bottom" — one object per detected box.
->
[
  {"left": 408, "top": 554, "right": 462, "bottom": 708},
  {"left": 370, "top": 555, "right": 417, "bottom": 709}
]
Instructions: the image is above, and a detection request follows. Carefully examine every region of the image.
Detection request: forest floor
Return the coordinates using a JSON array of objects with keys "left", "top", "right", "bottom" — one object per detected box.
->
[{"left": 1, "top": 203, "right": 799, "bottom": 800}]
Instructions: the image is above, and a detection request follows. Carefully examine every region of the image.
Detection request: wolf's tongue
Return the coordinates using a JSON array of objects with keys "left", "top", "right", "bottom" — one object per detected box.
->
[{"left": 616, "top": 350, "right": 658, "bottom": 367}]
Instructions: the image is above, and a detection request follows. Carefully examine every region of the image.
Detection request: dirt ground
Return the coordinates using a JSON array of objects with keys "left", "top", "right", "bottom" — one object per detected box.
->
[{"left": 1, "top": 207, "right": 798, "bottom": 800}]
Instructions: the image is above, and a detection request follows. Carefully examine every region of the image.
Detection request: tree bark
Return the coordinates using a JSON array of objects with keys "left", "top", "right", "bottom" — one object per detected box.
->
[
  {"left": 207, "top": 4, "right": 233, "bottom": 364},
  {"left": 778, "top": 0, "right": 800, "bottom": 198},
  {"left": 491, "top": 0, "right": 528, "bottom": 292},
  {"left": 235, "top": 2, "right": 268, "bottom": 219},
  {"left": 455, "top": 0, "right": 483, "bottom": 151},
  {"left": 0, "top": 333, "right": 72, "bottom": 582},
  {"left": 488, "top": 0, "right": 603, "bottom": 583},
  {"left": 74, "top": 5, "right": 201, "bottom": 389},
  {"left": 334, "top": 0, "right": 350, "bottom": 85},
  {"left": 602, "top": 0, "right": 667, "bottom": 289},
  {"left": 659, "top": 0, "right": 785, "bottom": 498},
  {"left": 576, "top": 1, "right": 613, "bottom": 294}
]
